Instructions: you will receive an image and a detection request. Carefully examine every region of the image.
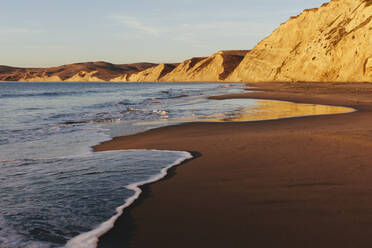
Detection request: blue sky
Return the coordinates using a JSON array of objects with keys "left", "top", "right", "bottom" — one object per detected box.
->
[{"left": 1, "top": 0, "right": 326, "bottom": 67}]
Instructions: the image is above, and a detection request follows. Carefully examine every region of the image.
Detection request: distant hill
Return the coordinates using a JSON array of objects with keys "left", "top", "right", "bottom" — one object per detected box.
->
[{"left": 0, "top": 62, "right": 158, "bottom": 82}]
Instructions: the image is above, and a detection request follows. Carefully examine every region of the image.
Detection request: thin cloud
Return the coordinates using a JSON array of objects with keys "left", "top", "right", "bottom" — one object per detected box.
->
[
  {"left": 172, "top": 33, "right": 205, "bottom": 47},
  {"left": 109, "top": 14, "right": 162, "bottom": 36},
  {"left": 108, "top": 13, "right": 273, "bottom": 48},
  {"left": 0, "top": 27, "right": 41, "bottom": 35}
]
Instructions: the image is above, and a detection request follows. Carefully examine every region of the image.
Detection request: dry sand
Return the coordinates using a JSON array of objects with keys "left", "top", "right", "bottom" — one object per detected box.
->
[{"left": 95, "top": 82, "right": 372, "bottom": 248}]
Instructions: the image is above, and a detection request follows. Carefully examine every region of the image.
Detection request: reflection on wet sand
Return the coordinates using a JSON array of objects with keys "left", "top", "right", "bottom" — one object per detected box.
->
[{"left": 203, "top": 100, "right": 355, "bottom": 122}]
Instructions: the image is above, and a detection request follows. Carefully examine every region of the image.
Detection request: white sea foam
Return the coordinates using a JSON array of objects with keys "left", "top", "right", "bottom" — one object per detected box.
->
[{"left": 64, "top": 150, "right": 193, "bottom": 248}]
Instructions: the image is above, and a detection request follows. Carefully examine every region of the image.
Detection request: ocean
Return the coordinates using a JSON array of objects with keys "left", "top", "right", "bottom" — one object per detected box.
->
[
  {"left": 0, "top": 82, "right": 355, "bottom": 248},
  {"left": 0, "top": 82, "right": 250, "bottom": 248}
]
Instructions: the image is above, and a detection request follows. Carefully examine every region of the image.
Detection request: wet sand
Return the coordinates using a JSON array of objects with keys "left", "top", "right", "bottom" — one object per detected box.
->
[{"left": 96, "top": 82, "right": 372, "bottom": 248}]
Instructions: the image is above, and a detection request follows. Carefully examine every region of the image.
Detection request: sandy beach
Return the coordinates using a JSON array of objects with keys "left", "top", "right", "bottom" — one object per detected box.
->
[{"left": 95, "top": 82, "right": 372, "bottom": 248}]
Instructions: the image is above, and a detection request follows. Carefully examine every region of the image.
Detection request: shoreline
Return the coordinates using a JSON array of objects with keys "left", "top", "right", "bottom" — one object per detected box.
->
[
  {"left": 95, "top": 82, "right": 372, "bottom": 248},
  {"left": 91, "top": 150, "right": 202, "bottom": 248},
  {"left": 66, "top": 150, "right": 197, "bottom": 248}
]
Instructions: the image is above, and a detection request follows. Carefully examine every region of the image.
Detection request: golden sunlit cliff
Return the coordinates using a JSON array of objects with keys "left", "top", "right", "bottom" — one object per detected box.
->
[
  {"left": 227, "top": 0, "right": 372, "bottom": 82},
  {"left": 109, "top": 50, "right": 248, "bottom": 82},
  {"left": 110, "top": 63, "right": 179, "bottom": 82},
  {"left": 160, "top": 50, "right": 249, "bottom": 82}
]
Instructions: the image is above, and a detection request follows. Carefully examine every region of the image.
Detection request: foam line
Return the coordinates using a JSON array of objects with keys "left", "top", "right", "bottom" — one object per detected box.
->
[{"left": 65, "top": 150, "right": 193, "bottom": 248}]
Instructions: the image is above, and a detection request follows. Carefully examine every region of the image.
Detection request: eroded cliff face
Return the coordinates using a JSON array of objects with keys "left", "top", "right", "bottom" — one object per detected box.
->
[
  {"left": 64, "top": 71, "right": 104, "bottom": 82},
  {"left": 228, "top": 0, "right": 372, "bottom": 82},
  {"left": 161, "top": 50, "right": 248, "bottom": 82},
  {"left": 109, "top": 51, "right": 248, "bottom": 82},
  {"left": 111, "top": 64, "right": 178, "bottom": 82}
]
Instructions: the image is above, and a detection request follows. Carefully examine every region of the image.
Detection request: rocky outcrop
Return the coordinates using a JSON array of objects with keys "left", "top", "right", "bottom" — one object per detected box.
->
[
  {"left": 161, "top": 50, "right": 248, "bottom": 82},
  {"left": 64, "top": 71, "right": 104, "bottom": 82},
  {"left": 19, "top": 73, "right": 62, "bottom": 82},
  {"left": 109, "top": 50, "right": 247, "bottom": 82},
  {"left": 111, "top": 64, "right": 178, "bottom": 82},
  {"left": 158, "top": 57, "right": 206, "bottom": 82},
  {"left": 228, "top": 0, "right": 372, "bottom": 82}
]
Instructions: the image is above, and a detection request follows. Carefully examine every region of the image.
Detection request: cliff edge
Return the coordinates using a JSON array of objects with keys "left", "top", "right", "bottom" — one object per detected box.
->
[
  {"left": 160, "top": 50, "right": 249, "bottom": 82},
  {"left": 227, "top": 0, "right": 372, "bottom": 82}
]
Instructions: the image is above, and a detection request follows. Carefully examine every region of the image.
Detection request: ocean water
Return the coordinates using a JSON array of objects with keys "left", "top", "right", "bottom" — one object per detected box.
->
[{"left": 0, "top": 82, "right": 249, "bottom": 248}]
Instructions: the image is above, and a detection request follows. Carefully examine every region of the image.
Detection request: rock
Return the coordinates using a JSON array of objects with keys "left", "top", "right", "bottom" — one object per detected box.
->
[
  {"left": 127, "top": 64, "right": 178, "bottom": 82},
  {"left": 161, "top": 50, "right": 248, "bottom": 82},
  {"left": 227, "top": 0, "right": 372, "bottom": 83}
]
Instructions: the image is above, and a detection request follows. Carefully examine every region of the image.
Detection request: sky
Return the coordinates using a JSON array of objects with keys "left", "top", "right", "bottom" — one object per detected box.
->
[{"left": 0, "top": 0, "right": 326, "bottom": 68}]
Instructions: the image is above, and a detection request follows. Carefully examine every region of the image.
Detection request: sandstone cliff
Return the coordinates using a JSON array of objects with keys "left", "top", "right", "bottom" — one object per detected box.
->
[
  {"left": 111, "top": 63, "right": 179, "bottom": 82},
  {"left": 227, "top": 0, "right": 372, "bottom": 82},
  {"left": 160, "top": 50, "right": 248, "bottom": 82},
  {"left": 64, "top": 71, "right": 104, "bottom": 82},
  {"left": 109, "top": 50, "right": 248, "bottom": 82}
]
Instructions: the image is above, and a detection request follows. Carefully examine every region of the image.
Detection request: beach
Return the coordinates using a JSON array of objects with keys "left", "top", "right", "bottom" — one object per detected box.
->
[{"left": 96, "top": 82, "right": 372, "bottom": 248}]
